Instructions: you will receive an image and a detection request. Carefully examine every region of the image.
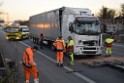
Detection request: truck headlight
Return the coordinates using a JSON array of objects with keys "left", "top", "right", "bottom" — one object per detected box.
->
[
  {"left": 16, "top": 37, "right": 20, "bottom": 39},
  {"left": 6, "top": 37, "right": 9, "bottom": 39},
  {"left": 74, "top": 47, "right": 80, "bottom": 53}
]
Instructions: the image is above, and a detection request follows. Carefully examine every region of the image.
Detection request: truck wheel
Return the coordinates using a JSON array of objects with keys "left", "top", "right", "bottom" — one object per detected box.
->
[
  {"left": 36, "top": 38, "right": 39, "bottom": 44},
  {"left": 34, "top": 38, "right": 36, "bottom": 44},
  {"left": 33, "top": 37, "right": 35, "bottom": 42}
]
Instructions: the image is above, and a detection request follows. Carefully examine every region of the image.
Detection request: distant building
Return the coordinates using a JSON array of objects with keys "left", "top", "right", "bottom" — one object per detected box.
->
[
  {"left": 114, "top": 16, "right": 124, "bottom": 25},
  {"left": 0, "top": 20, "right": 5, "bottom": 27},
  {"left": 99, "top": 17, "right": 124, "bottom": 33}
]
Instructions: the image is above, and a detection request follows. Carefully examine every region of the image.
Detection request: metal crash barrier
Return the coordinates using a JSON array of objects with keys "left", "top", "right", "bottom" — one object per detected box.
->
[{"left": 0, "top": 48, "right": 17, "bottom": 83}]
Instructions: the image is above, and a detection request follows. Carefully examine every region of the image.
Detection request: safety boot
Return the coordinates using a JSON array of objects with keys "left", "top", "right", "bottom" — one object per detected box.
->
[
  {"left": 34, "top": 79, "right": 39, "bottom": 83},
  {"left": 25, "top": 80, "right": 29, "bottom": 83},
  {"left": 56, "top": 63, "right": 59, "bottom": 67},
  {"left": 70, "top": 61, "right": 74, "bottom": 66},
  {"left": 60, "top": 63, "right": 63, "bottom": 67}
]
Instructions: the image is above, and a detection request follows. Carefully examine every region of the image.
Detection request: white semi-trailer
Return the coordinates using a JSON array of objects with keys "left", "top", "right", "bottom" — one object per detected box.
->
[{"left": 29, "top": 7, "right": 102, "bottom": 56}]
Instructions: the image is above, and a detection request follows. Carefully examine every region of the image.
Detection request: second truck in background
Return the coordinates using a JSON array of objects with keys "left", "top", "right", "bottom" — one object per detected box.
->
[{"left": 29, "top": 7, "right": 102, "bottom": 56}]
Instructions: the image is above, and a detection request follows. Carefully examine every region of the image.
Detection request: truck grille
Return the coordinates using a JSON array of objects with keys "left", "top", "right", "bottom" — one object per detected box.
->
[
  {"left": 8, "top": 35, "right": 16, "bottom": 36},
  {"left": 83, "top": 51, "right": 96, "bottom": 54},
  {"left": 83, "top": 40, "right": 97, "bottom": 46},
  {"left": 83, "top": 47, "right": 96, "bottom": 50}
]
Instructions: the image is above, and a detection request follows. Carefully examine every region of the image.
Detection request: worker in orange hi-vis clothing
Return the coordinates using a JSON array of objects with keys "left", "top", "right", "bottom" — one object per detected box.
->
[
  {"left": 53, "top": 36, "right": 65, "bottom": 67},
  {"left": 22, "top": 46, "right": 39, "bottom": 83}
]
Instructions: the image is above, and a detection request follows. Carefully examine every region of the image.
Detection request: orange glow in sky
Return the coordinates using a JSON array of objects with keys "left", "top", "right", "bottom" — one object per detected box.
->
[{"left": 2, "top": 0, "right": 124, "bottom": 21}]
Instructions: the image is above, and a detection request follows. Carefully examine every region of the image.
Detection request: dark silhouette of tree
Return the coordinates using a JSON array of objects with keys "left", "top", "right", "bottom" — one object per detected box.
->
[
  {"left": 108, "top": 9, "right": 116, "bottom": 19},
  {"left": 98, "top": 6, "right": 116, "bottom": 19},
  {"left": 121, "top": 3, "right": 124, "bottom": 17},
  {"left": 98, "top": 6, "right": 109, "bottom": 19},
  {"left": 18, "top": 20, "right": 29, "bottom": 26}
]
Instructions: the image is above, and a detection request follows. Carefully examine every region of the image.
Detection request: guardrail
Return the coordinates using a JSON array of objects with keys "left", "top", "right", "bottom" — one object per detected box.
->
[{"left": 0, "top": 47, "right": 17, "bottom": 83}]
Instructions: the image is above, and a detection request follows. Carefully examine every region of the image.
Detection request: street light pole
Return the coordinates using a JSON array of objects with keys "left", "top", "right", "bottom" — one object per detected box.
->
[
  {"left": 5, "top": 13, "right": 9, "bottom": 24},
  {"left": 0, "top": 1, "right": 9, "bottom": 24},
  {"left": 0, "top": 12, "right": 9, "bottom": 24}
]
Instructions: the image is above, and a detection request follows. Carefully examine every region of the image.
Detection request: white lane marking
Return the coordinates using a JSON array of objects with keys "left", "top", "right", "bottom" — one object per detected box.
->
[
  {"left": 19, "top": 41, "right": 96, "bottom": 83},
  {"left": 115, "top": 65, "right": 124, "bottom": 69},
  {"left": 64, "top": 66, "right": 96, "bottom": 83}
]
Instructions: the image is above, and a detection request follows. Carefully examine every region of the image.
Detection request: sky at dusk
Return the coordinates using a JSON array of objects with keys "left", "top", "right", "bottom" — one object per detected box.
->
[{"left": 1, "top": 0, "right": 124, "bottom": 21}]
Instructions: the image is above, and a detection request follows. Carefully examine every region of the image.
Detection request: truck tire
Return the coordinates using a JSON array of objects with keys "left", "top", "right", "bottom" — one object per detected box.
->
[
  {"left": 33, "top": 37, "right": 35, "bottom": 42},
  {"left": 51, "top": 45, "right": 56, "bottom": 51}
]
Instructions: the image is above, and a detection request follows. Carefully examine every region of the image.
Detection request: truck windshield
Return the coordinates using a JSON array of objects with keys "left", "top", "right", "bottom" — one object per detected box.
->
[
  {"left": 22, "top": 27, "right": 29, "bottom": 32},
  {"left": 6, "top": 28, "right": 19, "bottom": 32},
  {"left": 75, "top": 22, "right": 101, "bottom": 35}
]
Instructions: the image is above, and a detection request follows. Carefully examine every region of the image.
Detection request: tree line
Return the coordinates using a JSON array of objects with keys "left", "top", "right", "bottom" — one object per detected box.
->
[{"left": 98, "top": 3, "right": 124, "bottom": 19}]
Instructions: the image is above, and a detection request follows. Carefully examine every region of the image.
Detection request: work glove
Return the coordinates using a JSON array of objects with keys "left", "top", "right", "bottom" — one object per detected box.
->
[{"left": 33, "top": 62, "right": 37, "bottom": 66}]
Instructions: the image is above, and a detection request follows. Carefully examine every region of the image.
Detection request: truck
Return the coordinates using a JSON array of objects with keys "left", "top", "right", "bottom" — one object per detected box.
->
[
  {"left": 20, "top": 25, "right": 30, "bottom": 39},
  {"left": 5, "top": 25, "right": 29, "bottom": 40},
  {"left": 29, "top": 7, "right": 102, "bottom": 56},
  {"left": 5, "top": 26, "right": 22, "bottom": 40}
]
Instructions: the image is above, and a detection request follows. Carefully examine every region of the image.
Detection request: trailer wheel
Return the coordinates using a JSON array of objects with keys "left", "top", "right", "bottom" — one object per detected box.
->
[
  {"left": 33, "top": 37, "right": 35, "bottom": 42},
  {"left": 34, "top": 37, "right": 37, "bottom": 43},
  {"left": 36, "top": 38, "right": 39, "bottom": 44},
  {"left": 51, "top": 45, "right": 56, "bottom": 51}
]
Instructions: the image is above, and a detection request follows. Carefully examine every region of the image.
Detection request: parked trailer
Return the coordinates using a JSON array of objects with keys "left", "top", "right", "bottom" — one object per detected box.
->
[{"left": 29, "top": 7, "right": 102, "bottom": 56}]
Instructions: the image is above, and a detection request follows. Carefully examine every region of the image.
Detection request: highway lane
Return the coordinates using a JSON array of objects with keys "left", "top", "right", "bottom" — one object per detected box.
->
[
  {"left": 102, "top": 43, "right": 124, "bottom": 57},
  {"left": 0, "top": 29, "right": 124, "bottom": 83},
  {"left": 112, "top": 43, "right": 124, "bottom": 57},
  {"left": 0, "top": 30, "right": 91, "bottom": 83},
  {"left": 22, "top": 39, "right": 124, "bottom": 83}
]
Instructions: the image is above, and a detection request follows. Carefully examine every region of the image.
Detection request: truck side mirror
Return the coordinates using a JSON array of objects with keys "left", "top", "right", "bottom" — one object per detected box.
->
[{"left": 69, "top": 23, "right": 74, "bottom": 32}]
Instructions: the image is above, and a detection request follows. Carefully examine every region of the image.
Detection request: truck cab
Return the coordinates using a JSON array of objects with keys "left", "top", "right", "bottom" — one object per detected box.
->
[
  {"left": 29, "top": 7, "right": 102, "bottom": 56},
  {"left": 5, "top": 26, "right": 22, "bottom": 40},
  {"left": 62, "top": 8, "right": 102, "bottom": 56},
  {"left": 20, "top": 26, "right": 30, "bottom": 39}
]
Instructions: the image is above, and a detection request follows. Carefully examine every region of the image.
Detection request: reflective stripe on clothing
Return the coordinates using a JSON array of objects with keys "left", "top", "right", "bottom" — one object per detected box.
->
[
  {"left": 22, "top": 47, "right": 39, "bottom": 82},
  {"left": 68, "top": 40, "right": 74, "bottom": 46},
  {"left": 62, "top": 39, "right": 66, "bottom": 47},
  {"left": 53, "top": 39, "right": 65, "bottom": 64},
  {"left": 105, "top": 38, "right": 114, "bottom": 43},
  {"left": 22, "top": 48, "right": 35, "bottom": 66},
  {"left": 70, "top": 52, "right": 74, "bottom": 65},
  {"left": 56, "top": 38, "right": 66, "bottom": 47},
  {"left": 53, "top": 40, "right": 65, "bottom": 51},
  {"left": 67, "top": 40, "right": 74, "bottom": 52},
  {"left": 106, "top": 47, "right": 112, "bottom": 55},
  {"left": 24, "top": 66, "right": 38, "bottom": 80},
  {"left": 105, "top": 38, "right": 114, "bottom": 47},
  {"left": 56, "top": 51, "right": 63, "bottom": 63},
  {"left": 67, "top": 39, "right": 74, "bottom": 65}
]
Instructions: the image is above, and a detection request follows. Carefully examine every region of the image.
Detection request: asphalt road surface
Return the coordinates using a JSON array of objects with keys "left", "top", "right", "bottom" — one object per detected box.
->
[{"left": 0, "top": 29, "right": 124, "bottom": 83}]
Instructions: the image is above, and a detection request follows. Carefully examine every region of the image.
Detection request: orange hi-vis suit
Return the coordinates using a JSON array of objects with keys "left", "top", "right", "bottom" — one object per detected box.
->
[
  {"left": 22, "top": 47, "right": 39, "bottom": 83},
  {"left": 53, "top": 39, "right": 65, "bottom": 65}
]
